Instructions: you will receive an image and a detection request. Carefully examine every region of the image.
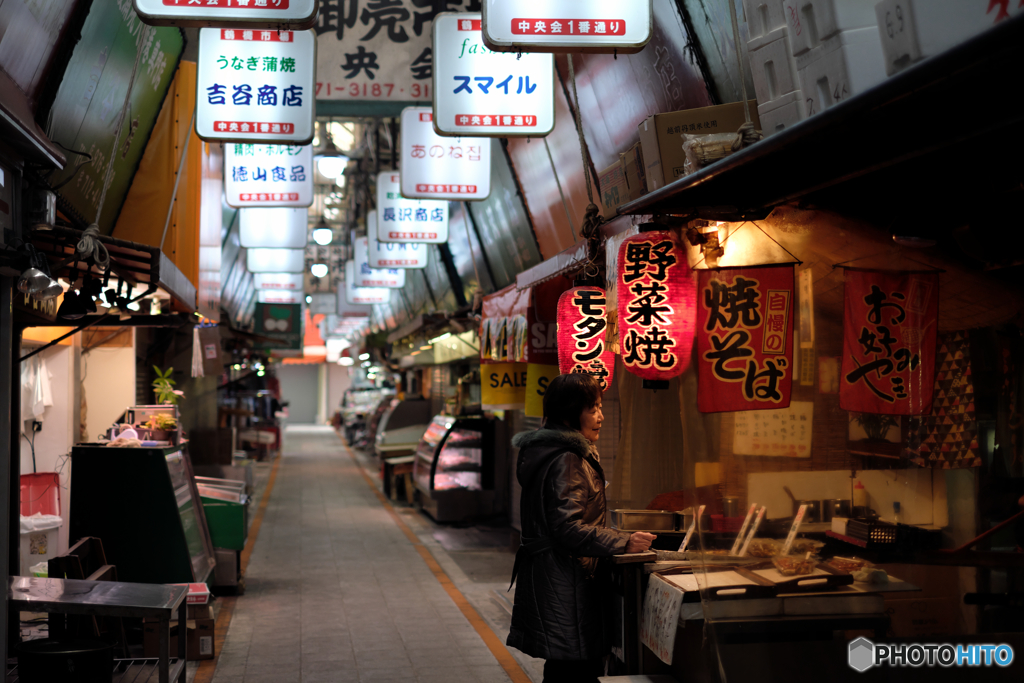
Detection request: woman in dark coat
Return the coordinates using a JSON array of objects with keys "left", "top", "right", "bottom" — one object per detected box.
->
[{"left": 506, "top": 373, "right": 656, "bottom": 682}]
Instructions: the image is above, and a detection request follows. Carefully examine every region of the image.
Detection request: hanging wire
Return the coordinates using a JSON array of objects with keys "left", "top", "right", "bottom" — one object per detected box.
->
[{"left": 566, "top": 54, "right": 604, "bottom": 277}]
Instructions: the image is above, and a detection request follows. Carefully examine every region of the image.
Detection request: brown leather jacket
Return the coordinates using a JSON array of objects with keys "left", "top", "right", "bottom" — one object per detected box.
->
[{"left": 506, "top": 426, "right": 630, "bottom": 661}]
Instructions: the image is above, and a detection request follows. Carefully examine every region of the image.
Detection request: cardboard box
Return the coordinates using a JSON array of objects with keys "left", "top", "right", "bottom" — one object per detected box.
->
[
  {"left": 621, "top": 142, "right": 646, "bottom": 200},
  {"left": 597, "top": 161, "right": 629, "bottom": 220},
  {"left": 144, "top": 614, "right": 215, "bottom": 660},
  {"left": 884, "top": 597, "right": 956, "bottom": 638},
  {"left": 797, "top": 28, "right": 886, "bottom": 117},
  {"left": 638, "top": 101, "right": 760, "bottom": 191}
]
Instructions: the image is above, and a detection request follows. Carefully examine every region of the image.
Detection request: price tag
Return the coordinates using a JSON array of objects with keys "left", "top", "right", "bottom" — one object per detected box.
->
[
  {"left": 737, "top": 507, "right": 767, "bottom": 557},
  {"left": 729, "top": 504, "right": 758, "bottom": 556},
  {"left": 677, "top": 505, "right": 705, "bottom": 552},
  {"left": 780, "top": 504, "right": 807, "bottom": 556}
]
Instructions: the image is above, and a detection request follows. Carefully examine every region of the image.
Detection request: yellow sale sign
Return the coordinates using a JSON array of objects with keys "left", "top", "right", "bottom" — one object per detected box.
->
[
  {"left": 525, "top": 364, "right": 559, "bottom": 418},
  {"left": 481, "top": 362, "right": 528, "bottom": 409}
]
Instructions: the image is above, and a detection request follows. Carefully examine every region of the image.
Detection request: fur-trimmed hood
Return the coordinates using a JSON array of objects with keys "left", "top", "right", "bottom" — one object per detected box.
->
[{"left": 512, "top": 427, "right": 594, "bottom": 487}]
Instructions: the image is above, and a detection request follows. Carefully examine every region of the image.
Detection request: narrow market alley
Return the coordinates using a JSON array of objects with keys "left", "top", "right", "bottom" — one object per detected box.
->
[{"left": 207, "top": 425, "right": 538, "bottom": 683}]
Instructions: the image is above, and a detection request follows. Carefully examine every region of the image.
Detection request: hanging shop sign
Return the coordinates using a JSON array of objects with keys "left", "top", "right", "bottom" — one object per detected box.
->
[
  {"left": 255, "top": 302, "right": 302, "bottom": 350},
  {"left": 375, "top": 171, "right": 449, "bottom": 243},
  {"left": 196, "top": 28, "right": 316, "bottom": 143},
  {"left": 366, "top": 209, "right": 429, "bottom": 268},
  {"left": 134, "top": 0, "right": 318, "bottom": 29},
  {"left": 840, "top": 269, "right": 939, "bottom": 415},
  {"left": 399, "top": 107, "right": 491, "bottom": 200},
  {"left": 481, "top": 0, "right": 653, "bottom": 54},
  {"left": 433, "top": 13, "right": 555, "bottom": 138},
  {"left": 253, "top": 272, "right": 304, "bottom": 290},
  {"left": 246, "top": 247, "right": 305, "bottom": 273},
  {"left": 353, "top": 236, "right": 407, "bottom": 288},
  {"left": 224, "top": 142, "right": 313, "bottom": 207},
  {"left": 524, "top": 363, "right": 560, "bottom": 418},
  {"left": 481, "top": 362, "right": 527, "bottom": 410},
  {"left": 696, "top": 266, "right": 795, "bottom": 413},
  {"left": 307, "top": 293, "right": 337, "bottom": 315},
  {"left": 344, "top": 260, "right": 391, "bottom": 305},
  {"left": 239, "top": 207, "right": 308, "bottom": 247},
  {"left": 557, "top": 286, "right": 615, "bottom": 392},
  {"left": 617, "top": 231, "right": 695, "bottom": 381},
  {"left": 257, "top": 289, "right": 303, "bottom": 304}
]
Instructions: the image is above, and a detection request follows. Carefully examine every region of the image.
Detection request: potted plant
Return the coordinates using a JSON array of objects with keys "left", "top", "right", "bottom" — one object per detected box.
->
[
  {"left": 152, "top": 366, "right": 184, "bottom": 404},
  {"left": 143, "top": 413, "right": 178, "bottom": 441}
]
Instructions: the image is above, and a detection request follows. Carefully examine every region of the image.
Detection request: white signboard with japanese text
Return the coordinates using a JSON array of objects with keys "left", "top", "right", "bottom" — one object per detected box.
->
[
  {"left": 400, "top": 107, "right": 491, "bottom": 200},
  {"left": 240, "top": 207, "right": 308, "bottom": 247},
  {"left": 134, "top": 0, "right": 319, "bottom": 29},
  {"left": 433, "top": 13, "right": 554, "bottom": 137},
  {"left": 481, "top": 0, "right": 652, "bottom": 54},
  {"left": 224, "top": 142, "right": 313, "bottom": 207},
  {"left": 246, "top": 247, "right": 305, "bottom": 273},
  {"left": 197, "top": 28, "right": 316, "bottom": 143},
  {"left": 258, "top": 289, "right": 303, "bottom": 304},
  {"left": 353, "top": 236, "right": 406, "bottom": 288},
  {"left": 254, "top": 272, "right": 305, "bottom": 290},
  {"left": 375, "top": 171, "right": 448, "bottom": 244},
  {"left": 344, "top": 260, "right": 390, "bottom": 305},
  {"left": 366, "top": 211, "right": 428, "bottom": 269},
  {"left": 314, "top": 0, "right": 482, "bottom": 105},
  {"left": 732, "top": 401, "right": 814, "bottom": 458}
]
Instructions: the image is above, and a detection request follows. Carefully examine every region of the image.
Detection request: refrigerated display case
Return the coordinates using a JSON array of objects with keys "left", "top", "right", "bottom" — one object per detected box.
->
[
  {"left": 375, "top": 398, "right": 433, "bottom": 458},
  {"left": 413, "top": 414, "right": 506, "bottom": 522}
]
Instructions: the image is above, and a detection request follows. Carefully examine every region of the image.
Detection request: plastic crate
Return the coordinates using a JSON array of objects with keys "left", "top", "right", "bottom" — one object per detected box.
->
[{"left": 846, "top": 518, "right": 898, "bottom": 545}]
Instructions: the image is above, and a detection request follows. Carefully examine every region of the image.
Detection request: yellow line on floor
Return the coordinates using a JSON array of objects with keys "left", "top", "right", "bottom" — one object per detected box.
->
[
  {"left": 195, "top": 453, "right": 283, "bottom": 683},
  {"left": 339, "top": 434, "right": 532, "bottom": 683}
]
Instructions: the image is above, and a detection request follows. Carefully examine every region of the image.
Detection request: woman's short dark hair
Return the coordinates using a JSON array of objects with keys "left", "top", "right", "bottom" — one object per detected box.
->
[{"left": 543, "top": 373, "right": 602, "bottom": 430}]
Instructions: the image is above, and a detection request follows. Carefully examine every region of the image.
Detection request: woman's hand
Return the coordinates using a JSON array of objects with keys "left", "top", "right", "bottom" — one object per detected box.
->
[{"left": 625, "top": 532, "right": 657, "bottom": 553}]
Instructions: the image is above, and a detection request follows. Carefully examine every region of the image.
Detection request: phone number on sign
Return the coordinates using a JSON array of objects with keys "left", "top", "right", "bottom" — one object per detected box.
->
[{"left": 315, "top": 82, "right": 431, "bottom": 99}]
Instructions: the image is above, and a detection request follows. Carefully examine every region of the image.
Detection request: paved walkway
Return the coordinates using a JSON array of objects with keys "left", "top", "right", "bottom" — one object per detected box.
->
[{"left": 210, "top": 425, "right": 520, "bottom": 683}]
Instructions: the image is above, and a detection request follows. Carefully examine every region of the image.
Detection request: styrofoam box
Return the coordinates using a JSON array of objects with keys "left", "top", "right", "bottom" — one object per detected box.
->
[
  {"left": 757, "top": 90, "right": 807, "bottom": 136},
  {"left": 875, "top": 0, "right": 1024, "bottom": 76},
  {"left": 797, "top": 27, "right": 887, "bottom": 117},
  {"left": 786, "top": 0, "right": 879, "bottom": 54},
  {"left": 744, "top": 0, "right": 787, "bottom": 39},
  {"left": 748, "top": 27, "right": 800, "bottom": 104}
]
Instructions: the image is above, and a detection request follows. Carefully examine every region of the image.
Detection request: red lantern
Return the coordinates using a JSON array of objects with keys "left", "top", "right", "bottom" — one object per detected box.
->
[
  {"left": 557, "top": 286, "right": 614, "bottom": 391},
  {"left": 616, "top": 230, "right": 696, "bottom": 380}
]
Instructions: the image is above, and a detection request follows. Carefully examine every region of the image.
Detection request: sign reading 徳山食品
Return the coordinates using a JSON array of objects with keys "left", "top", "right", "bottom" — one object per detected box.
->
[
  {"left": 433, "top": 13, "right": 554, "bottom": 137},
  {"left": 399, "top": 107, "right": 491, "bottom": 200},
  {"left": 196, "top": 28, "right": 316, "bottom": 144},
  {"left": 481, "top": 0, "right": 653, "bottom": 54},
  {"left": 224, "top": 143, "right": 313, "bottom": 207},
  {"left": 375, "top": 172, "right": 449, "bottom": 244},
  {"left": 133, "top": 0, "right": 319, "bottom": 29}
]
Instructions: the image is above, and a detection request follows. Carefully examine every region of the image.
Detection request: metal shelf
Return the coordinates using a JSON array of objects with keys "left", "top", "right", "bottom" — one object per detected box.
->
[{"left": 7, "top": 657, "right": 185, "bottom": 683}]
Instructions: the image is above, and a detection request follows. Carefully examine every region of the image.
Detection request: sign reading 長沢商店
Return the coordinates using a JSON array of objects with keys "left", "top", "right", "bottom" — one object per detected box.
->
[
  {"left": 481, "top": 0, "right": 652, "bottom": 54},
  {"left": 353, "top": 236, "right": 406, "bottom": 288},
  {"left": 400, "top": 107, "right": 491, "bottom": 200},
  {"left": 433, "top": 13, "right": 554, "bottom": 137},
  {"left": 366, "top": 211, "right": 429, "bottom": 269},
  {"left": 196, "top": 28, "right": 316, "bottom": 144},
  {"left": 224, "top": 142, "right": 313, "bottom": 207},
  {"left": 133, "top": 0, "right": 319, "bottom": 29},
  {"left": 375, "top": 171, "right": 449, "bottom": 244}
]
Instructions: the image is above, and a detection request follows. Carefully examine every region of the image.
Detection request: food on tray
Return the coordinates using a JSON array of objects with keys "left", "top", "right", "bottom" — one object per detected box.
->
[
  {"left": 825, "top": 556, "right": 872, "bottom": 574},
  {"left": 772, "top": 554, "right": 818, "bottom": 576},
  {"left": 746, "top": 539, "right": 781, "bottom": 558},
  {"left": 789, "top": 538, "right": 824, "bottom": 555}
]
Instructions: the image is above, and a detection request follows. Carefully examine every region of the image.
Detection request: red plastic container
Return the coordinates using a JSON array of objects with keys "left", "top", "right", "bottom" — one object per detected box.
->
[{"left": 20, "top": 473, "right": 61, "bottom": 517}]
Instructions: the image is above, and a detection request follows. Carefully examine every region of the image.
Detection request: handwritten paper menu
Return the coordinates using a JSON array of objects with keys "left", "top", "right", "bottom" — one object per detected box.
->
[
  {"left": 732, "top": 401, "right": 813, "bottom": 457},
  {"left": 640, "top": 575, "right": 685, "bottom": 665}
]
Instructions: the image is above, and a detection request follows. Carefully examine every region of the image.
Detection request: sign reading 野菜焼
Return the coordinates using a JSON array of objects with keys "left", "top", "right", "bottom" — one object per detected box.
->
[
  {"left": 197, "top": 28, "right": 316, "bottom": 143},
  {"left": 133, "top": 0, "right": 319, "bottom": 29},
  {"left": 353, "top": 237, "right": 406, "bottom": 289},
  {"left": 481, "top": 362, "right": 527, "bottom": 410},
  {"left": 399, "top": 107, "right": 491, "bottom": 200},
  {"left": 375, "top": 172, "right": 449, "bottom": 243},
  {"left": 224, "top": 143, "right": 313, "bottom": 207},
  {"left": 696, "top": 266, "right": 795, "bottom": 413},
  {"left": 481, "top": 0, "right": 653, "bottom": 54},
  {"left": 525, "top": 363, "right": 559, "bottom": 418},
  {"left": 433, "top": 13, "right": 554, "bottom": 137},
  {"left": 366, "top": 211, "right": 429, "bottom": 269},
  {"left": 557, "top": 286, "right": 614, "bottom": 392}
]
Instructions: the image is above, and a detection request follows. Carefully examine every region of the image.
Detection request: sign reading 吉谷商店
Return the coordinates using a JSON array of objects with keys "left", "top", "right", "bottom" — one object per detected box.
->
[
  {"left": 366, "top": 211, "right": 429, "bottom": 269},
  {"left": 197, "top": 28, "right": 316, "bottom": 143},
  {"left": 400, "top": 107, "right": 491, "bottom": 200},
  {"left": 375, "top": 171, "right": 448, "bottom": 244},
  {"left": 481, "top": 0, "right": 652, "bottom": 54},
  {"left": 345, "top": 260, "right": 390, "bottom": 305},
  {"left": 353, "top": 236, "right": 406, "bottom": 288},
  {"left": 224, "top": 142, "right": 313, "bottom": 207},
  {"left": 433, "top": 13, "right": 554, "bottom": 137},
  {"left": 133, "top": 0, "right": 319, "bottom": 29}
]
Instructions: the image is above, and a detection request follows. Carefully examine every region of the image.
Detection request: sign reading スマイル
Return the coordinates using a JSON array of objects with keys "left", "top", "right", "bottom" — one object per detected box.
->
[
  {"left": 433, "top": 13, "right": 554, "bottom": 137},
  {"left": 375, "top": 171, "right": 449, "bottom": 244},
  {"left": 133, "top": 0, "right": 319, "bottom": 28},
  {"left": 481, "top": 0, "right": 652, "bottom": 53},
  {"left": 400, "top": 107, "right": 491, "bottom": 200},
  {"left": 197, "top": 28, "right": 316, "bottom": 143},
  {"left": 224, "top": 143, "right": 313, "bottom": 206}
]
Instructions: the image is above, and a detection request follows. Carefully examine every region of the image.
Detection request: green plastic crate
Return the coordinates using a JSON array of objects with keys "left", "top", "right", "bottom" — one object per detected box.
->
[{"left": 200, "top": 497, "right": 247, "bottom": 551}]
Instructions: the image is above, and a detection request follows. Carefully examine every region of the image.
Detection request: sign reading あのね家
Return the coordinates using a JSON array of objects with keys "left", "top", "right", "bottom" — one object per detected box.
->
[
  {"left": 400, "top": 107, "right": 491, "bottom": 200},
  {"left": 375, "top": 172, "right": 448, "bottom": 243},
  {"left": 481, "top": 0, "right": 653, "bottom": 54},
  {"left": 197, "top": 28, "right": 316, "bottom": 143},
  {"left": 224, "top": 143, "right": 312, "bottom": 207}
]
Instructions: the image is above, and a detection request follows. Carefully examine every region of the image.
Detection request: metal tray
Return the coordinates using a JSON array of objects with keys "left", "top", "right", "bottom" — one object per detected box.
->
[{"left": 609, "top": 509, "right": 677, "bottom": 531}]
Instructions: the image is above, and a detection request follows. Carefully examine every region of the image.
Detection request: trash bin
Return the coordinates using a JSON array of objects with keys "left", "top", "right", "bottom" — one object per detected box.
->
[{"left": 20, "top": 514, "right": 62, "bottom": 576}]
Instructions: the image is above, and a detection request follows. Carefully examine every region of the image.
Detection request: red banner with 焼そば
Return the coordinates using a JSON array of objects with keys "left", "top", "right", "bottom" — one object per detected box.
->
[
  {"left": 840, "top": 269, "right": 938, "bottom": 415},
  {"left": 696, "top": 266, "right": 795, "bottom": 413}
]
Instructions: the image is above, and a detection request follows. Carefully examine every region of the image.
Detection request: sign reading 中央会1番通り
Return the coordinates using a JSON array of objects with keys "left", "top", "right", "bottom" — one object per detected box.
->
[
  {"left": 224, "top": 143, "right": 313, "bottom": 207},
  {"left": 433, "top": 13, "right": 554, "bottom": 137},
  {"left": 133, "top": 0, "right": 319, "bottom": 28},
  {"left": 481, "top": 0, "right": 652, "bottom": 54},
  {"left": 196, "top": 28, "right": 316, "bottom": 144},
  {"left": 400, "top": 107, "right": 491, "bottom": 200},
  {"left": 375, "top": 171, "right": 449, "bottom": 244}
]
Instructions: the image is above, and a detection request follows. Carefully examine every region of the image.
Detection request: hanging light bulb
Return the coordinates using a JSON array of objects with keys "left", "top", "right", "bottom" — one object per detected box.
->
[
  {"left": 57, "top": 290, "right": 88, "bottom": 320},
  {"left": 314, "top": 122, "right": 350, "bottom": 180},
  {"left": 312, "top": 216, "right": 333, "bottom": 245},
  {"left": 310, "top": 263, "right": 329, "bottom": 278}
]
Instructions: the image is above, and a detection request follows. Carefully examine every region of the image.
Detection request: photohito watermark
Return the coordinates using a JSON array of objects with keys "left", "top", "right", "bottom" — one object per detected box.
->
[{"left": 848, "top": 637, "right": 1014, "bottom": 672}]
